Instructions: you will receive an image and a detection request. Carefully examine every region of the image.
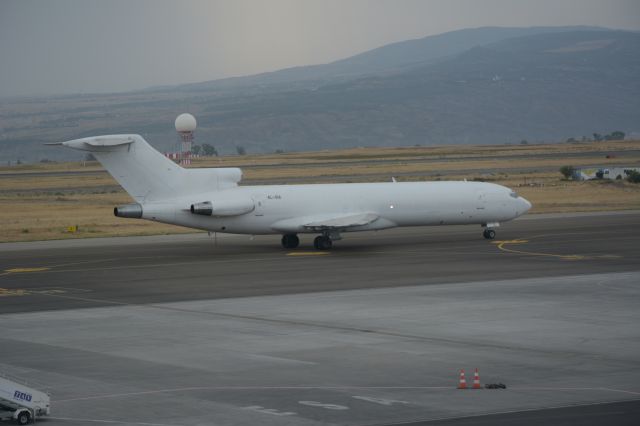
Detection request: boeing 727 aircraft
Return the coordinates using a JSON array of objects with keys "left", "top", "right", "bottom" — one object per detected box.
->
[{"left": 54, "top": 134, "right": 531, "bottom": 249}]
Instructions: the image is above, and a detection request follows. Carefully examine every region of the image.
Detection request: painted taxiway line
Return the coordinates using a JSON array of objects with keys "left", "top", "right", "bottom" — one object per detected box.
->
[{"left": 48, "top": 417, "right": 182, "bottom": 426}]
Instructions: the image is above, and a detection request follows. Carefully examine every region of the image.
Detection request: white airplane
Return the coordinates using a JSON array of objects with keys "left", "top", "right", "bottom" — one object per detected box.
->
[{"left": 54, "top": 134, "right": 531, "bottom": 249}]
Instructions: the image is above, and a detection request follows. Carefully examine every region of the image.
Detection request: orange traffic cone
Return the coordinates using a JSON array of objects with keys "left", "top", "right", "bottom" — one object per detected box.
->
[
  {"left": 457, "top": 369, "right": 467, "bottom": 389},
  {"left": 472, "top": 368, "right": 481, "bottom": 389}
]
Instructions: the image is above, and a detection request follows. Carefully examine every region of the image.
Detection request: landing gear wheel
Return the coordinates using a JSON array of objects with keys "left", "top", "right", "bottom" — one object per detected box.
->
[
  {"left": 483, "top": 229, "right": 496, "bottom": 240},
  {"left": 281, "top": 234, "right": 300, "bottom": 249},
  {"left": 16, "top": 411, "right": 31, "bottom": 425},
  {"left": 313, "top": 236, "right": 332, "bottom": 250}
]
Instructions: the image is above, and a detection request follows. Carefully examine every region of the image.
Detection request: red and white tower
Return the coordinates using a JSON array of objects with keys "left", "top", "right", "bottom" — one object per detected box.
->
[{"left": 175, "top": 113, "right": 197, "bottom": 166}]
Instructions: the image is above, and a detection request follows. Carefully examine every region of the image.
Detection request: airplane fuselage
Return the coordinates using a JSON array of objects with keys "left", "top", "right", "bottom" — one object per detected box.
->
[{"left": 141, "top": 181, "right": 531, "bottom": 235}]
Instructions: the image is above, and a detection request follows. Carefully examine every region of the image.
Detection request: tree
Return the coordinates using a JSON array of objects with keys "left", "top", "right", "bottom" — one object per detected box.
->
[
  {"left": 608, "top": 131, "right": 625, "bottom": 141},
  {"left": 627, "top": 170, "right": 640, "bottom": 184},
  {"left": 191, "top": 145, "right": 201, "bottom": 156},
  {"left": 201, "top": 143, "right": 218, "bottom": 156},
  {"left": 236, "top": 146, "right": 246, "bottom": 155},
  {"left": 559, "top": 165, "right": 575, "bottom": 180},
  {"left": 593, "top": 133, "right": 603, "bottom": 141}
]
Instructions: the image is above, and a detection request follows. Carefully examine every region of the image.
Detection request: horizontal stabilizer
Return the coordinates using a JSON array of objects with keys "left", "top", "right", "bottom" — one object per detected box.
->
[{"left": 57, "top": 135, "right": 135, "bottom": 151}]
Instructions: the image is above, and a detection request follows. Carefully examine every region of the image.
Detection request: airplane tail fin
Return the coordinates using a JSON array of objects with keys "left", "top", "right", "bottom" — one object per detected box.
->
[{"left": 57, "top": 135, "right": 241, "bottom": 203}]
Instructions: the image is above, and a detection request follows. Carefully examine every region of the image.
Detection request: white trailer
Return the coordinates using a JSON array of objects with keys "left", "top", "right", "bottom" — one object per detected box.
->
[{"left": 0, "top": 373, "right": 50, "bottom": 424}]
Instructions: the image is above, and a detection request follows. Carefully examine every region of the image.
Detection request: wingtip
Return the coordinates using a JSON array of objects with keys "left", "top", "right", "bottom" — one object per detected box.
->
[{"left": 44, "top": 142, "right": 64, "bottom": 146}]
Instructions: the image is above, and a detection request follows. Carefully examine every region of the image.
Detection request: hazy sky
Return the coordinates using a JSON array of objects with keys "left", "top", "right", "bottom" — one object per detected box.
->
[{"left": 1, "top": 0, "right": 639, "bottom": 98}]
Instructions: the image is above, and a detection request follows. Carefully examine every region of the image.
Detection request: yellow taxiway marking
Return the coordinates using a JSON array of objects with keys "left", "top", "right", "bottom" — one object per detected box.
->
[
  {"left": 0, "top": 288, "right": 31, "bottom": 297},
  {"left": 493, "top": 239, "right": 587, "bottom": 260},
  {"left": 287, "top": 252, "right": 331, "bottom": 256},
  {"left": 492, "top": 239, "right": 529, "bottom": 245},
  {"left": 4, "top": 267, "right": 51, "bottom": 273},
  {"left": 0, "top": 287, "right": 87, "bottom": 298}
]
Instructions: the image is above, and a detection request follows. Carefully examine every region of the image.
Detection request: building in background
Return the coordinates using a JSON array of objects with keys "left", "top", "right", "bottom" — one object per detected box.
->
[{"left": 573, "top": 166, "right": 640, "bottom": 181}]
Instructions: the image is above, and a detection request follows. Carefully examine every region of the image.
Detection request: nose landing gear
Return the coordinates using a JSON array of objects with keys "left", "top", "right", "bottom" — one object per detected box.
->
[{"left": 483, "top": 229, "right": 496, "bottom": 240}]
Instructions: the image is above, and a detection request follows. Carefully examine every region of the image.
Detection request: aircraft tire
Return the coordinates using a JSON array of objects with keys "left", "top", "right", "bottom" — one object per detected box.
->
[
  {"left": 323, "top": 237, "right": 333, "bottom": 250},
  {"left": 281, "top": 234, "right": 299, "bottom": 249},
  {"left": 483, "top": 229, "right": 496, "bottom": 240},
  {"left": 314, "top": 236, "right": 332, "bottom": 250}
]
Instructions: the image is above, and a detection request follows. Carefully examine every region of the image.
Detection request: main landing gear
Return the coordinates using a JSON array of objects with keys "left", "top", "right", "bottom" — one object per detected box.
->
[
  {"left": 281, "top": 233, "right": 300, "bottom": 249},
  {"left": 483, "top": 228, "right": 496, "bottom": 240},
  {"left": 313, "top": 235, "right": 333, "bottom": 250},
  {"left": 282, "top": 232, "right": 338, "bottom": 250}
]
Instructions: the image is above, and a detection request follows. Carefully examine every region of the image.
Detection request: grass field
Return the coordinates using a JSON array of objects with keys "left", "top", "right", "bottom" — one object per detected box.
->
[{"left": 1, "top": 139, "right": 639, "bottom": 243}]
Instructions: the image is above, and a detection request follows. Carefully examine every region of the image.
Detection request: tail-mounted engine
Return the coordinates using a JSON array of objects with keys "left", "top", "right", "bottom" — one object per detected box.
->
[
  {"left": 190, "top": 198, "right": 254, "bottom": 217},
  {"left": 114, "top": 203, "right": 143, "bottom": 218}
]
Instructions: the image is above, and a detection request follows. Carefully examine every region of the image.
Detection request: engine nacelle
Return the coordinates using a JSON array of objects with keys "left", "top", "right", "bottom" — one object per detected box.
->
[
  {"left": 114, "top": 203, "right": 143, "bottom": 218},
  {"left": 190, "top": 198, "right": 255, "bottom": 217}
]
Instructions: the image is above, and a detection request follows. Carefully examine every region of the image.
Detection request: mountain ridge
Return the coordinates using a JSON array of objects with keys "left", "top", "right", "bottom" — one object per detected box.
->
[
  {"left": 161, "top": 26, "right": 605, "bottom": 93},
  {"left": 1, "top": 27, "right": 638, "bottom": 163}
]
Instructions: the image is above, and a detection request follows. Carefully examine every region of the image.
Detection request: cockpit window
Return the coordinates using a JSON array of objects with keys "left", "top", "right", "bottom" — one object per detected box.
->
[{"left": 509, "top": 190, "right": 518, "bottom": 198}]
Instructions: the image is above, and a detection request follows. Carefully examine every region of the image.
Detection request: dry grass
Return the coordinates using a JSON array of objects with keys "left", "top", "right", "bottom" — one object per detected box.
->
[
  {"left": 1, "top": 139, "right": 639, "bottom": 243},
  {"left": 1, "top": 192, "right": 189, "bottom": 242},
  {"left": 516, "top": 180, "right": 640, "bottom": 213}
]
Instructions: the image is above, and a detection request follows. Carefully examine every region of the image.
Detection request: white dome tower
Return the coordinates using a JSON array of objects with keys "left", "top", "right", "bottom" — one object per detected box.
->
[{"left": 175, "top": 113, "right": 197, "bottom": 166}]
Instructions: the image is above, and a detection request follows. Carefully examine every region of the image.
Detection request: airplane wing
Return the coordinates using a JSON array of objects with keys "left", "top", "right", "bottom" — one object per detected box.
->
[{"left": 302, "top": 213, "right": 379, "bottom": 231}]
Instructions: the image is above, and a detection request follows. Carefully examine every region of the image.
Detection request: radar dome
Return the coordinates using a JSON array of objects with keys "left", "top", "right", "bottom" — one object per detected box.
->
[{"left": 175, "top": 113, "right": 197, "bottom": 132}]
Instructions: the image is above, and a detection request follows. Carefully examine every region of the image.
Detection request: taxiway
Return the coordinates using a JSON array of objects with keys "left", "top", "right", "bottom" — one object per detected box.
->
[{"left": 1, "top": 211, "right": 639, "bottom": 425}]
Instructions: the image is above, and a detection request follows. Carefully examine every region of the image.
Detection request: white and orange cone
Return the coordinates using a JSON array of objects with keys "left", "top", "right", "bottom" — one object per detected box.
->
[
  {"left": 472, "top": 368, "right": 481, "bottom": 389},
  {"left": 457, "top": 369, "right": 467, "bottom": 389}
]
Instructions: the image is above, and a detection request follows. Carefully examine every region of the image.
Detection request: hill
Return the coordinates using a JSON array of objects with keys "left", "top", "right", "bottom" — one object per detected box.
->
[
  {"left": 0, "top": 27, "right": 638, "bottom": 163},
  {"left": 166, "top": 26, "right": 600, "bottom": 94},
  {"left": 183, "top": 29, "right": 640, "bottom": 152}
]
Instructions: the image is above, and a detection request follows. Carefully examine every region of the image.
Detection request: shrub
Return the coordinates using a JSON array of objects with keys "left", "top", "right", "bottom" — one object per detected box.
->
[
  {"left": 627, "top": 170, "right": 640, "bottom": 184},
  {"left": 559, "top": 165, "right": 575, "bottom": 180}
]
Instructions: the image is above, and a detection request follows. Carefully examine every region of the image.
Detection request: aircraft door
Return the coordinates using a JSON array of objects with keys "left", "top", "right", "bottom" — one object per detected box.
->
[
  {"left": 252, "top": 194, "right": 265, "bottom": 217},
  {"left": 476, "top": 190, "right": 487, "bottom": 211}
]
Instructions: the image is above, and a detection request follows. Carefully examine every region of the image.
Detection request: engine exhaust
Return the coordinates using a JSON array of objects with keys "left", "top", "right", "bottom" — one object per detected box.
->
[
  {"left": 114, "top": 203, "right": 143, "bottom": 218},
  {"left": 191, "top": 201, "right": 213, "bottom": 216}
]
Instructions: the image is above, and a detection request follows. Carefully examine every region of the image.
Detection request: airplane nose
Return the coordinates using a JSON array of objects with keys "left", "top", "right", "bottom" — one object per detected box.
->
[{"left": 519, "top": 196, "right": 532, "bottom": 213}]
